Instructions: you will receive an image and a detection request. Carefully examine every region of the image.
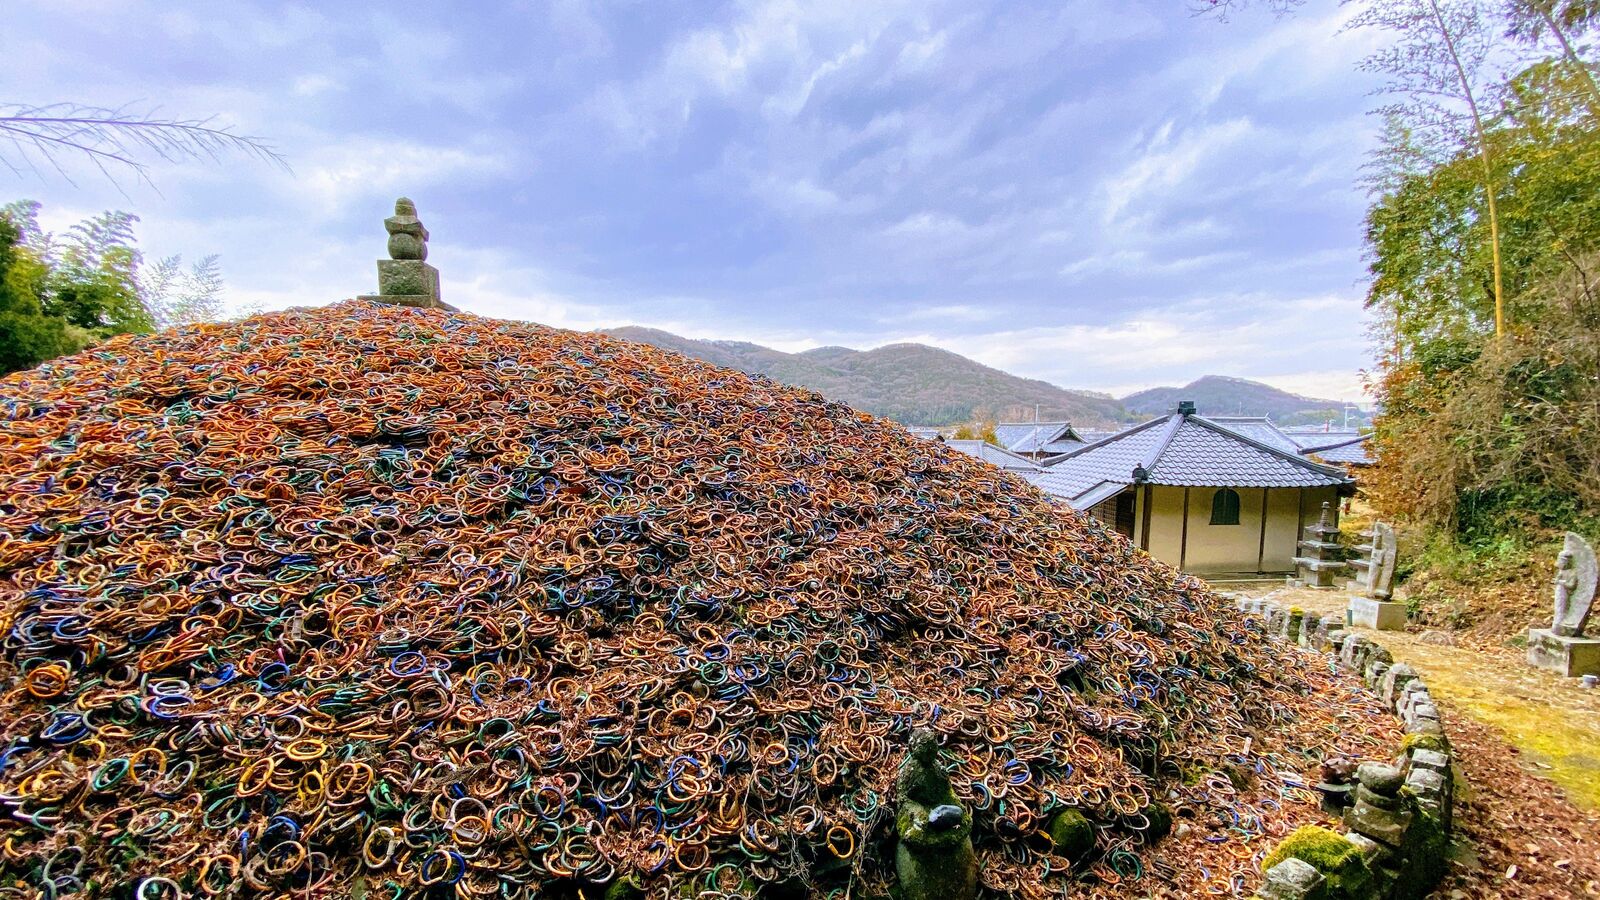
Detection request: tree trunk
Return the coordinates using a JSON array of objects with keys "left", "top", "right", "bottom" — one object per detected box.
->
[
  {"left": 1429, "top": 0, "right": 1505, "bottom": 336},
  {"left": 1539, "top": 6, "right": 1600, "bottom": 119}
]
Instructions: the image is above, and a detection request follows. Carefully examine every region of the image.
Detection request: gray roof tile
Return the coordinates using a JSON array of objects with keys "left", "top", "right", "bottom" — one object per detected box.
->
[
  {"left": 1283, "top": 426, "right": 1363, "bottom": 449},
  {"left": 945, "top": 440, "right": 1042, "bottom": 472},
  {"left": 1028, "top": 413, "right": 1350, "bottom": 505},
  {"left": 1072, "top": 429, "right": 1118, "bottom": 445},
  {"left": 993, "top": 422, "right": 1083, "bottom": 454},
  {"left": 1303, "top": 433, "right": 1373, "bottom": 466},
  {"left": 1205, "top": 416, "right": 1302, "bottom": 454}
]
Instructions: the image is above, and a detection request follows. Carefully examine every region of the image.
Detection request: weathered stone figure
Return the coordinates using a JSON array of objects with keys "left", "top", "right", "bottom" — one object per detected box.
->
[
  {"left": 1527, "top": 532, "right": 1600, "bottom": 676},
  {"left": 1370, "top": 522, "right": 1397, "bottom": 601},
  {"left": 1555, "top": 550, "right": 1579, "bottom": 632},
  {"left": 1552, "top": 532, "right": 1597, "bottom": 638},
  {"left": 1347, "top": 521, "right": 1404, "bottom": 629},
  {"left": 385, "top": 197, "right": 429, "bottom": 261},
  {"left": 895, "top": 729, "right": 977, "bottom": 900},
  {"left": 1355, "top": 527, "right": 1380, "bottom": 596}
]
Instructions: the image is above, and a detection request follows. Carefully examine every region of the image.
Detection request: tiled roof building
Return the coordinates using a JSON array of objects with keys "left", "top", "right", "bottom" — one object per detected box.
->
[
  {"left": 992, "top": 421, "right": 1089, "bottom": 457},
  {"left": 1023, "top": 402, "right": 1354, "bottom": 576}
]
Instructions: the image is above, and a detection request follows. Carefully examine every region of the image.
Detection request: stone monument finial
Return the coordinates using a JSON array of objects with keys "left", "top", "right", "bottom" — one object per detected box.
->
[
  {"left": 359, "top": 196, "right": 451, "bottom": 310},
  {"left": 386, "top": 197, "right": 429, "bottom": 261}
]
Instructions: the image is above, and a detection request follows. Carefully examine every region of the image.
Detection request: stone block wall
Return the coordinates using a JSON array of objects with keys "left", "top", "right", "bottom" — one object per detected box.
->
[{"left": 1234, "top": 597, "right": 1455, "bottom": 900}]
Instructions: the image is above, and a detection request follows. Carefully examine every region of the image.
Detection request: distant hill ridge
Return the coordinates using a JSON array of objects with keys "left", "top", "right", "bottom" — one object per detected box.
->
[
  {"left": 1122, "top": 375, "right": 1362, "bottom": 426},
  {"left": 604, "top": 327, "right": 1124, "bottom": 426},
  {"left": 602, "top": 327, "right": 1357, "bottom": 428}
]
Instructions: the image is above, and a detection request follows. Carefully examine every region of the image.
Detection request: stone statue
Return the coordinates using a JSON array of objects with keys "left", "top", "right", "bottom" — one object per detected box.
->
[
  {"left": 1370, "top": 522, "right": 1397, "bottom": 601},
  {"left": 1347, "top": 521, "right": 1405, "bottom": 629},
  {"left": 385, "top": 197, "right": 429, "bottom": 261},
  {"left": 1357, "top": 526, "right": 1382, "bottom": 595},
  {"left": 895, "top": 729, "right": 977, "bottom": 900},
  {"left": 1552, "top": 532, "right": 1598, "bottom": 638},
  {"left": 1528, "top": 533, "right": 1600, "bottom": 677}
]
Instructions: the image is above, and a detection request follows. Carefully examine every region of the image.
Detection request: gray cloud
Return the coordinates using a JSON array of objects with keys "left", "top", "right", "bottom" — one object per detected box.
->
[{"left": 5, "top": 0, "right": 1383, "bottom": 400}]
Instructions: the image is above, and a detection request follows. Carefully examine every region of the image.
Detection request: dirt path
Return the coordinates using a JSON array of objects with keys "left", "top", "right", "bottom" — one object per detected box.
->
[
  {"left": 1256, "top": 587, "right": 1600, "bottom": 809},
  {"left": 1234, "top": 586, "right": 1600, "bottom": 897},
  {"left": 1435, "top": 702, "right": 1600, "bottom": 897}
]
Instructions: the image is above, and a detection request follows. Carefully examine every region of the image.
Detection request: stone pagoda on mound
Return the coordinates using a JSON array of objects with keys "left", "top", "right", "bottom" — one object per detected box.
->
[
  {"left": 1292, "top": 502, "right": 1346, "bottom": 589},
  {"left": 358, "top": 197, "right": 454, "bottom": 310}
]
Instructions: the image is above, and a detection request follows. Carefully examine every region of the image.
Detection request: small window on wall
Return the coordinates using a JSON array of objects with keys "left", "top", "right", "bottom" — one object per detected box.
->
[{"left": 1209, "top": 488, "right": 1241, "bottom": 525}]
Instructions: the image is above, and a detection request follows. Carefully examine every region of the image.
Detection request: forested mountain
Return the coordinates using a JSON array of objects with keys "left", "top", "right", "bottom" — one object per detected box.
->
[
  {"left": 1121, "top": 375, "right": 1363, "bottom": 426},
  {"left": 603, "top": 326, "right": 1126, "bottom": 426}
]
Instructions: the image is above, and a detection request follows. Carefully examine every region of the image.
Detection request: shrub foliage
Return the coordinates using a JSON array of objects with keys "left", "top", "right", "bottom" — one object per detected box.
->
[{"left": 1366, "top": 63, "right": 1600, "bottom": 551}]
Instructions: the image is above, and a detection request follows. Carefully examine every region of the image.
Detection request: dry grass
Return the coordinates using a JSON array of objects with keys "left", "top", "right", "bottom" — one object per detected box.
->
[{"left": 1404, "top": 555, "right": 1552, "bottom": 639}]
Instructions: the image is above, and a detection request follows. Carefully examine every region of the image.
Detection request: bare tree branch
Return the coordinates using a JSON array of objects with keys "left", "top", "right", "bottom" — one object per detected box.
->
[
  {"left": 0, "top": 102, "right": 290, "bottom": 190},
  {"left": 1190, "top": 0, "right": 1308, "bottom": 20}
]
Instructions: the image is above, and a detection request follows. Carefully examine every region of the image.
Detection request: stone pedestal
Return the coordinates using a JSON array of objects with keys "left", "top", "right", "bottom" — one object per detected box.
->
[
  {"left": 1349, "top": 597, "right": 1407, "bottom": 631},
  {"left": 1526, "top": 628, "right": 1600, "bottom": 677},
  {"left": 379, "top": 259, "right": 440, "bottom": 298},
  {"left": 359, "top": 260, "right": 449, "bottom": 309}
]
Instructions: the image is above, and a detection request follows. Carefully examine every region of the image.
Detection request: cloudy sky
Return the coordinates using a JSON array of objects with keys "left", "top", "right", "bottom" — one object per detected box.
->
[{"left": 6, "top": 0, "right": 1387, "bottom": 401}]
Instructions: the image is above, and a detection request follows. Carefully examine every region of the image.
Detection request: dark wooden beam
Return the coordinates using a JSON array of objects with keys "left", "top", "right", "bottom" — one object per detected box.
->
[
  {"left": 1257, "top": 487, "right": 1270, "bottom": 574},
  {"left": 1140, "top": 484, "right": 1153, "bottom": 551},
  {"left": 1179, "top": 486, "right": 1191, "bottom": 571}
]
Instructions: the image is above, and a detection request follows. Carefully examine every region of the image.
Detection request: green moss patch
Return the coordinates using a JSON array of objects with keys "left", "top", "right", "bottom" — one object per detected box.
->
[
  {"left": 1401, "top": 732, "right": 1449, "bottom": 755},
  {"left": 1262, "top": 825, "right": 1371, "bottom": 896},
  {"left": 1045, "top": 809, "right": 1094, "bottom": 858}
]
